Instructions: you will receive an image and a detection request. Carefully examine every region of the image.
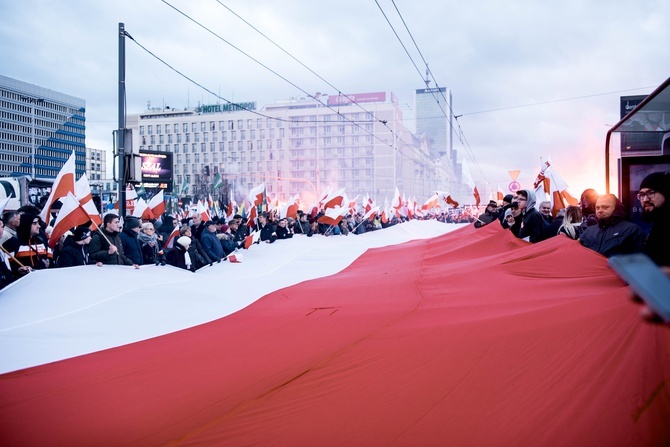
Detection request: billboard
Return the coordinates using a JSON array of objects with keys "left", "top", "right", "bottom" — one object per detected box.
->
[
  {"left": 327, "top": 92, "right": 386, "bottom": 107},
  {"left": 140, "top": 150, "right": 173, "bottom": 190}
]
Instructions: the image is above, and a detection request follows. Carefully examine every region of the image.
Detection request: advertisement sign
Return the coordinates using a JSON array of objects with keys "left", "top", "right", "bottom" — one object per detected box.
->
[{"left": 140, "top": 150, "right": 173, "bottom": 190}]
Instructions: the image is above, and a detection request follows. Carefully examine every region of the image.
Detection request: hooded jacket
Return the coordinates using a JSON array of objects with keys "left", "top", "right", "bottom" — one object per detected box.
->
[
  {"left": 57, "top": 236, "right": 90, "bottom": 267},
  {"left": 3, "top": 213, "right": 52, "bottom": 272},
  {"left": 517, "top": 190, "right": 547, "bottom": 243},
  {"left": 579, "top": 197, "right": 645, "bottom": 258}
]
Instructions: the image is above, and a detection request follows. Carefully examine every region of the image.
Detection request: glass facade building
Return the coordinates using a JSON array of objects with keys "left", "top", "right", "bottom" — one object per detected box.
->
[{"left": 0, "top": 75, "right": 86, "bottom": 180}]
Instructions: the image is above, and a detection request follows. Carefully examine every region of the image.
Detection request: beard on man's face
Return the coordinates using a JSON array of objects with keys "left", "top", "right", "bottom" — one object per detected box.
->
[{"left": 641, "top": 206, "right": 658, "bottom": 224}]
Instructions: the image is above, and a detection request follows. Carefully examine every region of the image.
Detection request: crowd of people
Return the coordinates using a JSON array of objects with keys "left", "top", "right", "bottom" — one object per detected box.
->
[
  {"left": 474, "top": 172, "right": 669, "bottom": 270},
  {"left": 1, "top": 172, "right": 668, "bottom": 322},
  {"left": 0, "top": 198, "right": 455, "bottom": 289}
]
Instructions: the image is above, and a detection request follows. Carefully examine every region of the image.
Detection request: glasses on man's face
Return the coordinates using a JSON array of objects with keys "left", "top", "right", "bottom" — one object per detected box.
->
[{"left": 637, "top": 190, "right": 657, "bottom": 201}]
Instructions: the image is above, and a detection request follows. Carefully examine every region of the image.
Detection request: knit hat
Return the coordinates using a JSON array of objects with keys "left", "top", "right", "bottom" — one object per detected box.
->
[
  {"left": 73, "top": 225, "right": 92, "bottom": 241},
  {"left": 177, "top": 236, "right": 191, "bottom": 248},
  {"left": 639, "top": 171, "right": 670, "bottom": 198},
  {"left": 487, "top": 200, "right": 498, "bottom": 208},
  {"left": 205, "top": 220, "right": 217, "bottom": 227},
  {"left": 124, "top": 217, "right": 141, "bottom": 230},
  {"left": 220, "top": 224, "right": 230, "bottom": 233}
]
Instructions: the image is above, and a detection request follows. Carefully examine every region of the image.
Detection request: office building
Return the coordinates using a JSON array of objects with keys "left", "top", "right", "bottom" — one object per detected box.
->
[
  {"left": 0, "top": 74, "right": 86, "bottom": 180},
  {"left": 126, "top": 91, "right": 441, "bottom": 204}
]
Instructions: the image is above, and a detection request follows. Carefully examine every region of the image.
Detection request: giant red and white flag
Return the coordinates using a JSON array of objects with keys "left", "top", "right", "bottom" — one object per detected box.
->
[
  {"left": 1, "top": 223, "right": 668, "bottom": 446},
  {"left": 40, "top": 151, "right": 76, "bottom": 223},
  {"left": 47, "top": 192, "right": 91, "bottom": 248}
]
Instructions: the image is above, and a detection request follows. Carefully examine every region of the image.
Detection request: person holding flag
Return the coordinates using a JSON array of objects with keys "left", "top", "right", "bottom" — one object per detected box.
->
[{"left": 88, "top": 214, "right": 139, "bottom": 268}]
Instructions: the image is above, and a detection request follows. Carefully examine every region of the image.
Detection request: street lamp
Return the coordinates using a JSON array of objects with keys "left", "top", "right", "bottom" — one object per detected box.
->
[{"left": 20, "top": 96, "right": 44, "bottom": 179}]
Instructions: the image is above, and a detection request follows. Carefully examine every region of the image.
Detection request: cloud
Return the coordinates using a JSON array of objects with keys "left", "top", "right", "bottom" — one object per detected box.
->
[{"left": 1, "top": 0, "right": 669, "bottom": 196}]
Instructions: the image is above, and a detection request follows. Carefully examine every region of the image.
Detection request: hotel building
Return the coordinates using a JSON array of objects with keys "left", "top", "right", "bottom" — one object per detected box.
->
[{"left": 127, "top": 91, "right": 449, "bottom": 204}]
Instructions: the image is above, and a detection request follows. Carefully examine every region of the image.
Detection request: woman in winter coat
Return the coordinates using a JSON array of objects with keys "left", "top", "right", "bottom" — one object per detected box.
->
[{"left": 138, "top": 222, "right": 166, "bottom": 265}]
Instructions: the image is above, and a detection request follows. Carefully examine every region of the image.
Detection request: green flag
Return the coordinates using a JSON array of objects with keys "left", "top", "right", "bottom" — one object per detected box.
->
[
  {"left": 212, "top": 172, "right": 223, "bottom": 189},
  {"left": 181, "top": 177, "right": 189, "bottom": 195}
]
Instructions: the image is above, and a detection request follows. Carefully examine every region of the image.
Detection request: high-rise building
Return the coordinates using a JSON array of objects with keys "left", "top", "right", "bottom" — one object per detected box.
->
[
  {"left": 0, "top": 75, "right": 86, "bottom": 180},
  {"left": 414, "top": 86, "right": 460, "bottom": 192},
  {"left": 126, "top": 92, "right": 439, "bottom": 204},
  {"left": 85, "top": 147, "right": 106, "bottom": 182}
]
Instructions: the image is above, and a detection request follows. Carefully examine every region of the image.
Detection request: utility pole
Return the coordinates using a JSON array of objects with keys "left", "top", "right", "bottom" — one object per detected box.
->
[{"left": 118, "top": 22, "right": 127, "bottom": 217}]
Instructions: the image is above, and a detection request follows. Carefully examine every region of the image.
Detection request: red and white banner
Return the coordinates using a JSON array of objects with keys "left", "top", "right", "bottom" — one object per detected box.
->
[
  {"left": 1, "top": 223, "right": 668, "bottom": 445},
  {"left": 40, "top": 151, "right": 76, "bottom": 223},
  {"left": 47, "top": 192, "right": 91, "bottom": 248}
]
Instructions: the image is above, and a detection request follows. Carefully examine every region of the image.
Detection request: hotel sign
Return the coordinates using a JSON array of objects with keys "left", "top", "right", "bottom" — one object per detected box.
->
[{"left": 198, "top": 102, "right": 256, "bottom": 114}]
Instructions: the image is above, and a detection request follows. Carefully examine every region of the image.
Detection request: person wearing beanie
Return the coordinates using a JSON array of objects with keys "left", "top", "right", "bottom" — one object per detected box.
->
[
  {"left": 119, "top": 217, "right": 143, "bottom": 266},
  {"left": 497, "top": 194, "right": 515, "bottom": 225},
  {"left": 638, "top": 171, "right": 670, "bottom": 266},
  {"left": 474, "top": 200, "right": 500, "bottom": 229},
  {"left": 166, "top": 235, "right": 194, "bottom": 271},
  {"left": 56, "top": 225, "right": 102, "bottom": 268}
]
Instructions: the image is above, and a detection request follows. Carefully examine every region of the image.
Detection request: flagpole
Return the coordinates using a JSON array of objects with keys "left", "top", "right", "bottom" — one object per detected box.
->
[
  {"left": 87, "top": 211, "right": 122, "bottom": 261},
  {"left": 351, "top": 220, "right": 366, "bottom": 233},
  {"left": 1, "top": 245, "right": 26, "bottom": 268}
]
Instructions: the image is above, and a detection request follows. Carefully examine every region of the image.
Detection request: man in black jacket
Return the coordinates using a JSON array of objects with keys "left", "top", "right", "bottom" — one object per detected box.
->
[
  {"left": 258, "top": 213, "right": 276, "bottom": 243},
  {"left": 474, "top": 200, "right": 500, "bottom": 228},
  {"left": 57, "top": 225, "right": 101, "bottom": 267},
  {"left": 579, "top": 194, "right": 645, "bottom": 258},
  {"left": 638, "top": 171, "right": 670, "bottom": 266},
  {"left": 89, "top": 214, "right": 139, "bottom": 268},
  {"left": 516, "top": 189, "right": 546, "bottom": 243},
  {"left": 119, "top": 217, "right": 143, "bottom": 265}
]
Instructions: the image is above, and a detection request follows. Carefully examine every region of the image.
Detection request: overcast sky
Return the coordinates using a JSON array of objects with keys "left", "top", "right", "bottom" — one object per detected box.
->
[{"left": 2, "top": 0, "right": 668, "bottom": 197}]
